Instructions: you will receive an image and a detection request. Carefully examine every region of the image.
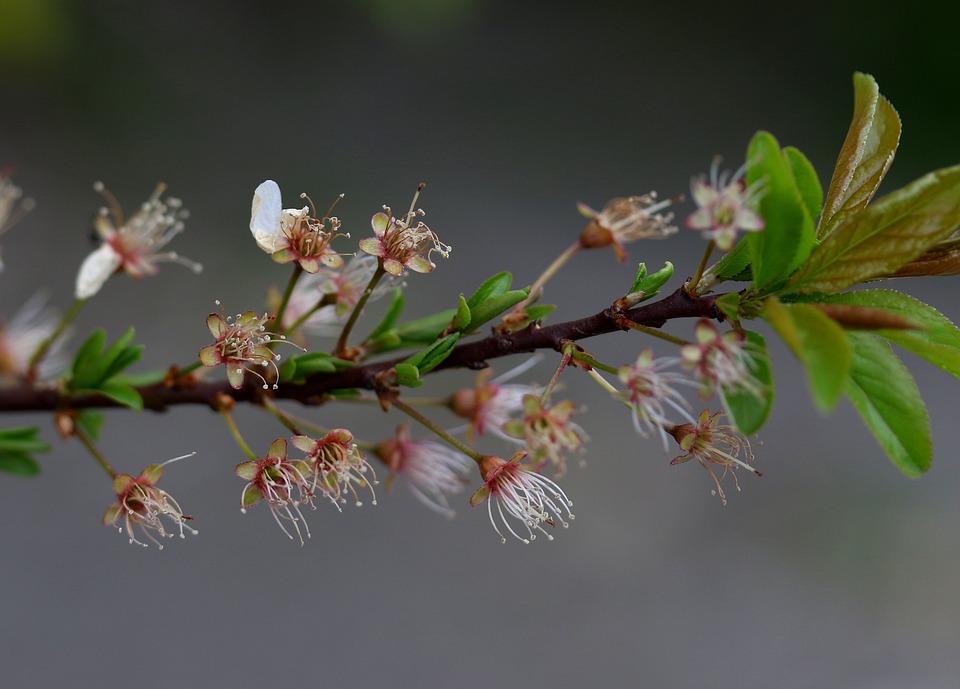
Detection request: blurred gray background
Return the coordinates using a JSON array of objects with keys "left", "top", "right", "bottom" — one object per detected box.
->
[{"left": 1, "top": 1, "right": 959, "bottom": 687}]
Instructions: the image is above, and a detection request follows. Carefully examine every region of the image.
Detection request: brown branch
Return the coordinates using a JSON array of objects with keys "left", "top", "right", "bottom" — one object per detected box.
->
[{"left": 0, "top": 287, "right": 720, "bottom": 413}]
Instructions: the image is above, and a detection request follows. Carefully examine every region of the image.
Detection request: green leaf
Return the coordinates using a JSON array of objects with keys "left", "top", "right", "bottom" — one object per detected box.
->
[
  {"left": 626, "top": 261, "right": 674, "bottom": 303},
  {"left": 280, "top": 352, "right": 354, "bottom": 382},
  {"left": 467, "top": 288, "right": 530, "bottom": 331},
  {"left": 746, "top": 132, "right": 816, "bottom": 288},
  {"left": 466, "top": 271, "right": 513, "bottom": 310},
  {"left": 784, "top": 146, "right": 823, "bottom": 225},
  {"left": 394, "top": 363, "right": 422, "bottom": 388},
  {"left": 401, "top": 333, "right": 461, "bottom": 375},
  {"left": 824, "top": 289, "right": 960, "bottom": 379},
  {"left": 96, "top": 381, "right": 144, "bottom": 411},
  {"left": 452, "top": 296, "right": 472, "bottom": 331},
  {"left": 762, "top": 297, "right": 851, "bottom": 411},
  {"left": 714, "top": 293, "right": 741, "bottom": 322},
  {"left": 367, "top": 289, "right": 405, "bottom": 340},
  {"left": 790, "top": 165, "right": 960, "bottom": 294},
  {"left": 393, "top": 309, "right": 458, "bottom": 343},
  {"left": 720, "top": 330, "right": 774, "bottom": 434},
  {"left": 0, "top": 453, "right": 41, "bottom": 476},
  {"left": 819, "top": 72, "right": 901, "bottom": 240},
  {"left": 0, "top": 426, "right": 51, "bottom": 454},
  {"left": 71, "top": 329, "right": 106, "bottom": 380},
  {"left": 844, "top": 332, "right": 931, "bottom": 476},
  {"left": 76, "top": 410, "right": 105, "bottom": 441},
  {"left": 704, "top": 235, "right": 752, "bottom": 283}
]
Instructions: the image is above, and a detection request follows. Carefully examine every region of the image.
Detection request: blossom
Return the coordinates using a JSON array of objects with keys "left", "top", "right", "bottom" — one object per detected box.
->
[
  {"left": 502, "top": 394, "right": 588, "bottom": 477},
  {"left": 666, "top": 409, "right": 759, "bottom": 505},
  {"left": 616, "top": 348, "right": 695, "bottom": 448},
  {"left": 236, "top": 439, "right": 315, "bottom": 544},
  {"left": 358, "top": 186, "right": 451, "bottom": 276},
  {"left": 680, "top": 319, "right": 763, "bottom": 398},
  {"left": 469, "top": 451, "right": 574, "bottom": 544},
  {"left": 685, "top": 158, "right": 765, "bottom": 251},
  {"left": 198, "top": 304, "right": 300, "bottom": 389},
  {"left": 375, "top": 423, "right": 472, "bottom": 517},
  {"left": 577, "top": 193, "right": 677, "bottom": 262},
  {"left": 103, "top": 454, "right": 197, "bottom": 548},
  {"left": 449, "top": 358, "right": 540, "bottom": 442},
  {"left": 0, "top": 172, "right": 34, "bottom": 272},
  {"left": 0, "top": 293, "right": 68, "bottom": 384},
  {"left": 250, "top": 180, "right": 346, "bottom": 273},
  {"left": 75, "top": 182, "right": 202, "bottom": 299},
  {"left": 291, "top": 430, "right": 377, "bottom": 508}
]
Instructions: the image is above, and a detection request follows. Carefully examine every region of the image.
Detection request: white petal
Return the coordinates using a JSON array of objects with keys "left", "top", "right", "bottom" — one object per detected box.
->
[
  {"left": 75, "top": 244, "right": 122, "bottom": 299},
  {"left": 250, "top": 180, "right": 285, "bottom": 253}
]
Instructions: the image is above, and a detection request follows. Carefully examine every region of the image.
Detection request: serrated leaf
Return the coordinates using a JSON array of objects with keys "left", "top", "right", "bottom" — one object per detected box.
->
[
  {"left": 844, "top": 332, "right": 930, "bottom": 476},
  {"left": 784, "top": 146, "right": 823, "bottom": 225},
  {"left": 762, "top": 297, "right": 851, "bottom": 411},
  {"left": 824, "top": 289, "right": 960, "bottom": 379},
  {"left": 367, "top": 289, "right": 405, "bottom": 340},
  {"left": 0, "top": 453, "right": 41, "bottom": 476},
  {"left": 791, "top": 165, "right": 960, "bottom": 294},
  {"left": 720, "top": 330, "right": 774, "bottom": 434},
  {"left": 705, "top": 236, "right": 752, "bottom": 282},
  {"left": 466, "top": 271, "right": 512, "bottom": 310},
  {"left": 819, "top": 72, "right": 901, "bottom": 239},
  {"left": 746, "top": 132, "right": 815, "bottom": 288}
]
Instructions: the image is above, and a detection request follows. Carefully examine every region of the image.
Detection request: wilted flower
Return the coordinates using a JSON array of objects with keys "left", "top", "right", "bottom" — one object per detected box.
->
[
  {"left": 450, "top": 358, "right": 540, "bottom": 442},
  {"left": 236, "top": 439, "right": 315, "bottom": 544},
  {"left": 0, "top": 172, "right": 34, "bottom": 272},
  {"left": 616, "top": 348, "right": 695, "bottom": 448},
  {"left": 199, "top": 304, "right": 300, "bottom": 389},
  {"left": 103, "top": 453, "right": 197, "bottom": 549},
  {"left": 358, "top": 185, "right": 451, "bottom": 276},
  {"left": 503, "top": 394, "right": 588, "bottom": 477},
  {"left": 577, "top": 193, "right": 677, "bottom": 262},
  {"left": 376, "top": 423, "right": 472, "bottom": 517},
  {"left": 250, "top": 180, "right": 346, "bottom": 273},
  {"left": 686, "top": 158, "right": 765, "bottom": 251},
  {"left": 469, "top": 451, "right": 574, "bottom": 544},
  {"left": 0, "top": 293, "right": 68, "bottom": 384},
  {"left": 291, "top": 430, "right": 377, "bottom": 508},
  {"left": 681, "top": 319, "right": 763, "bottom": 398},
  {"left": 666, "top": 409, "right": 759, "bottom": 505},
  {"left": 75, "top": 182, "right": 202, "bottom": 299}
]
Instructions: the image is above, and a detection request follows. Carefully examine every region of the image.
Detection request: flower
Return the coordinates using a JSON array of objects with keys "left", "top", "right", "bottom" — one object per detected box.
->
[
  {"left": 577, "top": 193, "right": 677, "bottom": 262},
  {"left": 666, "top": 409, "right": 759, "bottom": 505},
  {"left": 358, "top": 185, "right": 451, "bottom": 276},
  {"left": 291, "top": 430, "right": 377, "bottom": 508},
  {"left": 616, "top": 348, "right": 695, "bottom": 448},
  {"left": 469, "top": 451, "right": 574, "bottom": 544},
  {"left": 680, "top": 319, "right": 763, "bottom": 398},
  {"left": 75, "top": 182, "right": 202, "bottom": 299},
  {"left": 685, "top": 158, "right": 765, "bottom": 251},
  {"left": 0, "top": 293, "right": 68, "bottom": 384},
  {"left": 375, "top": 423, "right": 472, "bottom": 517},
  {"left": 103, "top": 453, "right": 197, "bottom": 548},
  {"left": 236, "top": 439, "right": 315, "bottom": 544},
  {"left": 0, "top": 171, "right": 35, "bottom": 272},
  {"left": 502, "top": 394, "right": 588, "bottom": 477},
  {"left": 250, "top": 180, "right": 346, "bottom": 273},
  {"left": 449, "top": 358, "right": 540, "bottom": 442},
  {"left": 198, "top": 304, "right": 300, "bottom": 389}
]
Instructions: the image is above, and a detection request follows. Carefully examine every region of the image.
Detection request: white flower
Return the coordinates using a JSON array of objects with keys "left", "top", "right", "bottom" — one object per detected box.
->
[{"left": 0, "top": 293, "right": 68, "bottom": 383}]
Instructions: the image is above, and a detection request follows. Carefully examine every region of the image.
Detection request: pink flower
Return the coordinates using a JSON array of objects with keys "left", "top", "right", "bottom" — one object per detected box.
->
[
  {"left": 577, "top": 193, "right": 677, "bottom": 262},
  {"left": 75, "top": 182, "right": 201, "bottom": 299},
  {"left": 236, "top": 439, "right": 315, "bottom": 544},
  {"left": 358, "top": 186, "right": 450, "bottom": 276},
  {"left": 686, "top": 158, "right": 765, "bottom": 251},
  {"left": 103, "top": 453, "right": 197, "bottom": 548},
  {"left": 469, "top": 451, "right": 574, "bottom": 544},
  {"left": 680, "top": 319, "right": 763, "bottom": 398},
  {"left": 502, "top": 395, "right": 588, "bottom": 477},
  {"left": 616, "top": 348, "right": 695, "bottom": 448},
  {"left": 450, "top": 359, "right": 539, "bottom": 442},
  {"left": 376, "top": 423, "right": 472, "bottom": 517},
  {"left": 666, "top": 409, "right": 759, "bottom": 505},
  {"left": 291, "top": 430, "right": 377, "bottom": 508},
  {"left": 250, "top": 180, "right": 346, "bottom": 273}
]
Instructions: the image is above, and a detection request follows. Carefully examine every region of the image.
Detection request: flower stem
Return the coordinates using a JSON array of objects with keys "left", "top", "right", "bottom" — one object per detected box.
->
[
  {"left": 336, "top": 263, "right": 386, "bottom": 358},
  {"left": 619, "top": 320, "right": 689, "bottom": 346},
  {"left": 220, "top": 409, "right": 258, "bottom": 461},
  {"left": 283, "top": 294, "right": 335, "bottom": 337},
  {"left": 74, "top": 426, "right": 117, "bottom": 479},
  {"left": 271, "top": 264, "right": 304, "bottom": 333},
  {"left": 541, "top": 350, "right": 572, "bottom": 403},
  {"left": 513, "top": 240, "right": 582, "bottom": 312},
  {"left": 260, "top": 396, "right": 303, "bottom": 435},
  {"left": 687, "top": 243, "right": 714, "bottom": 296},
  {"left": 388, "top": 394, "right": 484, "bottom": 464},
  {"left": 27, "top": 297, "right": 87, "bottom": 381}
]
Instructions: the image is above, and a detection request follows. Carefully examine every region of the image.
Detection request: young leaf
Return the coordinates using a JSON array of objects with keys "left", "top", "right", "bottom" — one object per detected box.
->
[
  {"left": 626, "top": 261, "right": 674, "bottom": 303},
  {"left": 96, "top": 381, "right": 144, "bottom": 411},
  {"left": 401, "top": 333, "right": 461, "bottom": 375},
  {"left": 452, "top": 296, "right": 472, "bottom": 331},
  {"left": 762, "top": 297, "right": 851, "bottom": 412},
  {"left": 790, "top": 165, "right": 960, "bottom": 294},
  {"left": 704, "top": 235, "right": 752, "bottom": 283},
  {"left": 720, "top": 330, "right": 774, "bottom": 434},
  {"left": 367, "top": 289, "right": 404, "bottom": 340},
  {"left": 819, "top": 72, "right": 901, "bottom": 239},
  {"left": 394, "top": 363, "right": 422, "bottom": 388},
  {"left": 0, "top": 427, "right": 50, "bottom": 477},
  {"left": 746, "top": 132, "right": 815, "bottom": 288},
  {"left": 76, "top": 410, "right": 105, "bottom": 441},
  {"left": 844, "top": 332, "right": 931, "bottom": 477},
  {"left": 784, "top": 146, "right": 823, "bottom": 225},
  {"left": 466, "top": 271, "right": 513, "bottom": 310},
  {"left": 0, "top": 453, "right": 41, "bottom": 476},
  {"left": 467, "top": 288, "right": 530, "bottom": 332},
  {"left": 824, "top": 289, "right": 960, "bottom": 379}
]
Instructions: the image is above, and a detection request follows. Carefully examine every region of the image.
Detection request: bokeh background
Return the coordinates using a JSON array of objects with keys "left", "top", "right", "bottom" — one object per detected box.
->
[{"left": 2, "top": 1, "right": 959, "bottom": 687}]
